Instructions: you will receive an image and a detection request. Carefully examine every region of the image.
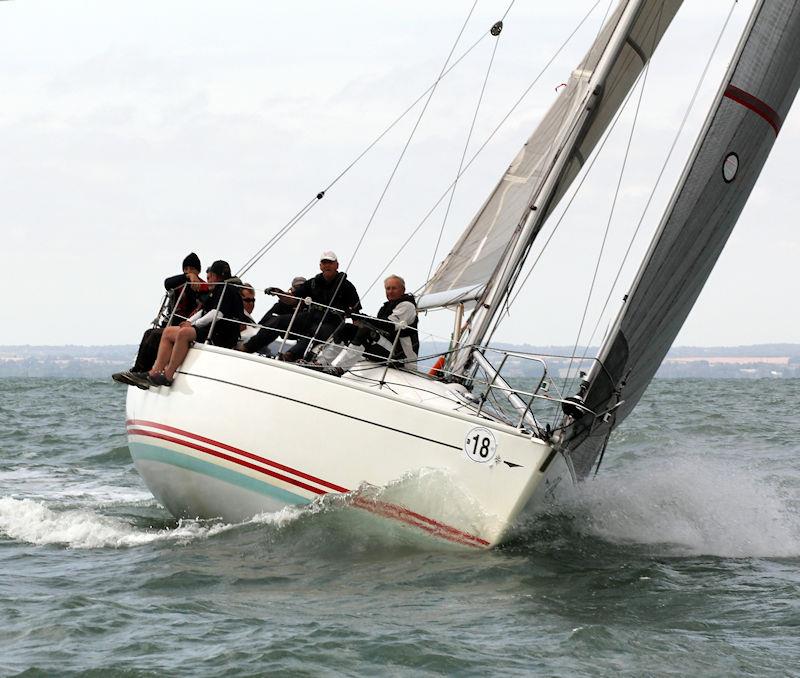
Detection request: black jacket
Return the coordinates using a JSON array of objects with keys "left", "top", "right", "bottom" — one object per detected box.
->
[
  {"left": 163, "top": 273, "right": 209, "bottom": 326},
  {"left": 293, "top": 272, "right": 361, "bottom": 320},
  {"left": 204, "top": 282, "right": 245, "bottom": 349}
]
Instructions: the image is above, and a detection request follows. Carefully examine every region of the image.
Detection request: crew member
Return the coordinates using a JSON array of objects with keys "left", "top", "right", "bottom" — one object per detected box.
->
[
  {"left": 133, "top": 260, "right": 243, "bottom": 387},
  {"left": 242, "top": 252, "right": 360, "bottom": 361},
  {"left": 320, "top": 274, "right": 418, "bottom": 372},
  {"left": 112, "top": 252, "right": 209, "bottom": 386}
]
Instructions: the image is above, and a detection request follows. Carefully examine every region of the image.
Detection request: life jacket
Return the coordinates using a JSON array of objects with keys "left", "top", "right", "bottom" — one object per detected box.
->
[{"left": 376, "top": 293, "right": 419, "bottom": 359}]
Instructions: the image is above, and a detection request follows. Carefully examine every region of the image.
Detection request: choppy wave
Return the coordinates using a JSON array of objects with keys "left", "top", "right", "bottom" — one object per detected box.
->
[{"left": 3, "top": 376, "right": 799, "bottom": 676}]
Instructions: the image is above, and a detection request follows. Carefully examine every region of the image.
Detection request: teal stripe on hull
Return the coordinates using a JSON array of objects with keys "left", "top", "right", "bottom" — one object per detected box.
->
[{"left": 129, "top": 441, "right": 312, "bottom": 506}]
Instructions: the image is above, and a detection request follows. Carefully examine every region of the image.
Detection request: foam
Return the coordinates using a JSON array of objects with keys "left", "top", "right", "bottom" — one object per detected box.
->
[
  {"left": 559, "top": 454, "right": 800, "bottom": 557},
  {"left": 0, "top": 496, "right": 238, "bottom": 549},
  {"left": 0, "top": 468, "right": 153, "bottom": 504}
]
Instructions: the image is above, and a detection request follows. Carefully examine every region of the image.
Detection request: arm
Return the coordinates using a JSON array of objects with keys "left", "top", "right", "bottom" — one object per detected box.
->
[
  {"left": 186, "top": 270, "right": 210, "bottom": 293},
  {"left": 387, "top": 301, "right": 416, "bottom": 328},
  {"left": 344, "top": 280, "right": 362, "bottom": 314},
  {"left": 164, "top": 273, "right": 187, "bottom": 291},
  {"left": 368, "top": 302, "right": 415, "bottom": 337},
  {"left": 193, "top": 309, "right": 222, "bottom": 328}
]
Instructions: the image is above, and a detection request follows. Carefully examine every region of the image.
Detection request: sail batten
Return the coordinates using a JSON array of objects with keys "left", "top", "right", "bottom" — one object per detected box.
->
[{"left": 566, "top": 0, "right": 800, "bottom": 479}]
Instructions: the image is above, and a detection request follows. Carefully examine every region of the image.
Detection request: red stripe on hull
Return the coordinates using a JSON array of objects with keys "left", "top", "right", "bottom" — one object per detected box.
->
[
  {"left": 352, "top": 497, "right": 490, "bottom": 547},
  {"left": 724, "top": 84, "right": 782, "bottom": 135},
  {"left": 127, "top": 418, "right": 348, "bottom": 492},
  {"left": 128, "top": 427, "right": 328, "bottom": 495},
  {"left": 126, "top": 420, "right": 490, "bottom": 548}
]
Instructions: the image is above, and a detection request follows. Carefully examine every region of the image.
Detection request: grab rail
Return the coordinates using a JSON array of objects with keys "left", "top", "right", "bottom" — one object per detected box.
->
[{"left": 158, "top": 282, "right": 603, "bottom": 437}]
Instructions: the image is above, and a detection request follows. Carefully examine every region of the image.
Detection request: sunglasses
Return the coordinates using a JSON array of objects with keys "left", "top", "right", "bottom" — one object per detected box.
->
[{"left": 243, "top": 297, "right": 256, "bottom": 303}]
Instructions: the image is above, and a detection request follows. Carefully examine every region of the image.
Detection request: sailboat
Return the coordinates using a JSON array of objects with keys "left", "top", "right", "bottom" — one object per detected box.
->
[{"left": 125, "top": 0, "right": 800, "bottom": 548}]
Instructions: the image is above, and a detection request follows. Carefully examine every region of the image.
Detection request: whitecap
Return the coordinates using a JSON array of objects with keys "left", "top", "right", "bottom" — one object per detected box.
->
[{"left": 0, "top": 496, "right": 237, "bottom": 549}]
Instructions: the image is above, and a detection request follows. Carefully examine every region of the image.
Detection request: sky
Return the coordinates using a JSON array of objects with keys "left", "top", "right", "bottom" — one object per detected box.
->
[{"left": 1, "top": 0, "right": 797, "bottom": 347}]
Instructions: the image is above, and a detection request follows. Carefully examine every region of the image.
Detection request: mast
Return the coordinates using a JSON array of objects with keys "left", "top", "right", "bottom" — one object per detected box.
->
[
  {"left": 563, "top": 0, "right": 800, "bottom": 479},
  {"left": 439, "top": 0, "right": 682, "bottom": 375}
]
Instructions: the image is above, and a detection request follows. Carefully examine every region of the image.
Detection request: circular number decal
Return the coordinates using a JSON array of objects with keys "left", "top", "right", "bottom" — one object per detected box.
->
[
  {"left": 722, "top": 152, "right": 739, "bottom": 183},
  {"left": 463, "top": 427, "right": 497, "bottom": 463}
]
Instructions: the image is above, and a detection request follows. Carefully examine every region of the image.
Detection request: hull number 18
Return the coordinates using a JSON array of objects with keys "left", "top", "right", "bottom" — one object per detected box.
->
[{"left": 463, "top": 427, "right": 497, "bottom": 463}]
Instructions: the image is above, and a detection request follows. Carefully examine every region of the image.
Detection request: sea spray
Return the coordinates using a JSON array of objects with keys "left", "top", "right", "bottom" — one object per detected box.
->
[{"left": 553, "top": 453, "right": 800, "bottom": 558}]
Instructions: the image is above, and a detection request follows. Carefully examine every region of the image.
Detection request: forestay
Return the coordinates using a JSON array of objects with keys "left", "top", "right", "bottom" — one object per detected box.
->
[
  {"left": 418, "top": 0, "right": 682, "bottom": 311},
  {"left": 565, "top": 0, "right": 800, "bottom": 479}
]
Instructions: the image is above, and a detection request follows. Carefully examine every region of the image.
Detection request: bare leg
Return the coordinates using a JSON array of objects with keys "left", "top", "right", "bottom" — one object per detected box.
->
[
  {"left": 164, "top": 326, "right": 197, "bottom": 380},
  {"left": 150, "top": 326, "right": 181, "bottom": 375}
]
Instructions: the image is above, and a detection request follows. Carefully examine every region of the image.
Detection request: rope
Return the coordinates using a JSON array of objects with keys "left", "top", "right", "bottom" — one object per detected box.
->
[{"left": 425, "top": 2, "right": 513, "bottom": 284}]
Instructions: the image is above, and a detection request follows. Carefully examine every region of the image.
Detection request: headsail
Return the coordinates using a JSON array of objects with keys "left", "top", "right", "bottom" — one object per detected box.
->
[
  {"left": 564, "top": 0, "right": 800, "bottom": 479},
  {"left": 419, "top": 0, "right": 682, "bottom": 317}
]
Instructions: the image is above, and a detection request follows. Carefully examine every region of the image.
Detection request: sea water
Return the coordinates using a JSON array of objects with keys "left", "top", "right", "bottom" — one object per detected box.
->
[{"left": 0, "top": 378, "right": 798, "bottom": 676}]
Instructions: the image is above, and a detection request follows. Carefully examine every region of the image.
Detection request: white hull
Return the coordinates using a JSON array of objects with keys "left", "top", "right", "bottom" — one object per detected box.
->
[{"left": 126, "top": 345, "right": 570, "bottom": 548}]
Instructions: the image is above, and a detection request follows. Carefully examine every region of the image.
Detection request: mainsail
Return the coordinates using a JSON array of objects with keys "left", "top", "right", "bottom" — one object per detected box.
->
[
  {"left": 565, "top": 0, "right": 800, "bottom": 479},
  {"left": 419, "top": 0, "right": 682, "bottom": 318}
]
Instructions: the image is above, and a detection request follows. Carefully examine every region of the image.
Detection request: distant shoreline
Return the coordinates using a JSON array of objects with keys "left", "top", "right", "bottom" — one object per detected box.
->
[{"left": 1, "top": 344, "right": 797, "bottom": 379}]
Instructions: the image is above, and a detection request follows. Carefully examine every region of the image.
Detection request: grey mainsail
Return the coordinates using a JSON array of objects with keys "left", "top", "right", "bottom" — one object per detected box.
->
[
  {"left": 564, "top": 0, "right": 800, "bottom": 479},
  {"left": 419, "top": 0, "right": 682, "bottom": 315}
]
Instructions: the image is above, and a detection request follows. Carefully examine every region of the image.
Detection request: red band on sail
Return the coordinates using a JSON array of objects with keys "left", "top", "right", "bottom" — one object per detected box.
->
[{"left": 724, "top": 84, "right": 782, "bottom": 135}]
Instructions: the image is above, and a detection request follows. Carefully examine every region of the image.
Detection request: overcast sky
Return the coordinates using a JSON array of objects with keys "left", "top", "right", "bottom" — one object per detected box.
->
[{"left": 2, "top": 0, "right": 796, "bottom": 347}]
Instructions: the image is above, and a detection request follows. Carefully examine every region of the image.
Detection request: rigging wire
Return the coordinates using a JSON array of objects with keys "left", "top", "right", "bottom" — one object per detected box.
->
[
  {"left": 236, "top": 11, "right": 492, "bottom": 278},
  {"left": 302, "top": 1, "right": 481, "bottom": 356},
  {"left": 490, "top": 71, "right": 644, "bottom": 333},
  {"left": 562, "top": 0, "right": 675, "bottom": 391},
  {"left": 236, "top": 196, "right": 320, "bottom": 277},
  {"left": 575, "top": 0, "right": 740, "bottom": 369},
  {"left": 425, "top": 0, "right": 514, "bottom": 284},
  {"left": 362, "top": 0, "right": 606, "bottom": 296},
  {"left": 561, "top": 58, "right": 651, "bottom": 394},
  {"left": 493, "top": 0, "right": 739, "bottom": 389},
  {"left": 343, "top": 0, "right": 480, "bottom": 273},
  {"left": 596, "top": 0, "right": 616, "bottom": 39}
]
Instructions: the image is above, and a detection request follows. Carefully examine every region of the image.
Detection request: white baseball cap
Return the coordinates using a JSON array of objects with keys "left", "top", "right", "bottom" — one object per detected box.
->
[{"left": 320, "top": 251, "right": 338, "bottom": 262}]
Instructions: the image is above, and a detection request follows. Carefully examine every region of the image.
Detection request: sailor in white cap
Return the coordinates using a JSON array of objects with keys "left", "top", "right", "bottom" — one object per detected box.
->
[{"left": 241, "top": 251, "right": 361, "bottom": 360}]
